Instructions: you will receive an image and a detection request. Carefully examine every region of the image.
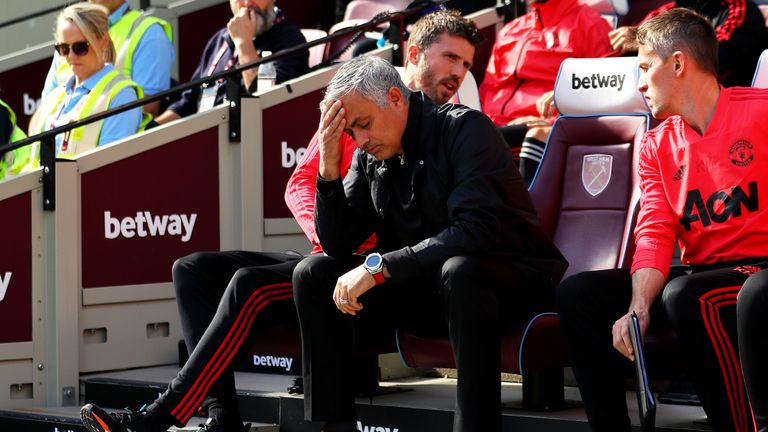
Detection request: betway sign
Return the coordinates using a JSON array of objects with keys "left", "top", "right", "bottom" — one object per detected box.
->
[
  {"left": 253, "top": 354, "right": 293, "bottom": 371},
  {"left": 104, "top": 211, "right": 197, "bottom": 242},
  {"left": 357, "top": 421, "right": 399, "bottom": 432},
  {"left": 0, "top": 272, "right": 11, "bottom": 302}
]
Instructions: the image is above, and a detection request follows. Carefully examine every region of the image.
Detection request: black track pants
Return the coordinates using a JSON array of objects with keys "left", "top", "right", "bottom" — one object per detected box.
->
[
  {"left": 292, "top": 254, "right": 554, "bottom": 432},
  {"left": 156, "top": 251, "right": 301, "bottom": 425},
  {"left": 557, "top": 263, "right": 768, "bottom": 432},
  {"left": 738, "top": 270, "right": 768, "bottom": 432}
]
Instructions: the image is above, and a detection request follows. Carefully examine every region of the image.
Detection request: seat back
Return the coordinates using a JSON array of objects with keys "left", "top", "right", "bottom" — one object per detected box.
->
[
  {"left": 454, "top": 70, "right": 481, "bottom": 110},
  {"left": 580, "top": 0, "right": 628, "bottom": 29},
  {"left": 754, "top": 0, "right": 768, "bottom": 26},
  {"left": 300, "top": 29, "right": 328, "bottom": 68},
  {"left": 324, "top": 19, "right": 369, "bottom": 62},
  {"left": 394, "top": 67, "right": 481, "bottom": 110},
  {"left": 344, "top": 0, "right": 410, "bottom": 20},
  {"left": 752, "top": 49, "right": 768, "bottom": 88},
  {"left": 530, "top": 56, "right": 649, "bottom": 278}
]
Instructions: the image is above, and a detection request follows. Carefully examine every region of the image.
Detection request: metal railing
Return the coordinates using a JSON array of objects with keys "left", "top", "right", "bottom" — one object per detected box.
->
[{"left": 0, "top": 2, "right": 436, "bottom": 211}]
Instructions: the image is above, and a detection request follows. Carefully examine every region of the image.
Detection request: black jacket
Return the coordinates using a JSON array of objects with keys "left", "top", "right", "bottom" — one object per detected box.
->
[
  {"left": 315, "top": 92, "right": 567, "bottom": 284},
  {"left": 676, "top": 0, "right": 768, "bottom": 87},
  {"left": 168, "top": 8, "right": 308, "bottom": 118}
]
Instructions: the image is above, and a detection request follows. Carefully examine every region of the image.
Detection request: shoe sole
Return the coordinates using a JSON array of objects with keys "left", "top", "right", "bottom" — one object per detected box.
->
[{"left": 80, "top": 403, "right": 120, "bottom": 432}]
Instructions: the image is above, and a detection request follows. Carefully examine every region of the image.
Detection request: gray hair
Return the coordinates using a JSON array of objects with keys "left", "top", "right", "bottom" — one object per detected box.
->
[{"left": 321, "top": 56, "right": 411, "bottom": 108}]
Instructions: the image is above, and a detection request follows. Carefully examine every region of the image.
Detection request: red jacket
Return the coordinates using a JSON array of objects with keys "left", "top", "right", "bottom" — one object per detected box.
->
[
  {"left": 631, "top": 87, "right": 768, "bottom": 277},
  {"left": 284, "top": 130, "right": 377, "bottom": 254},
  {"left": 479, "top": 0, "right": 612, "bottom": 126}
]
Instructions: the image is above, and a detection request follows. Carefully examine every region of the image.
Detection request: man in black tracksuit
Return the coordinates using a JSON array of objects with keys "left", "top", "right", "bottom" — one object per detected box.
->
[{"left": 293, "top": 55, "right": 567, "bottom": 432}]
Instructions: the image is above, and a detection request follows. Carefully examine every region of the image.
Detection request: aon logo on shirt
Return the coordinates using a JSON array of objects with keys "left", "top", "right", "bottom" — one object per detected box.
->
[{"left": 679, "top": 181, "right": 758, "bottom": 231}]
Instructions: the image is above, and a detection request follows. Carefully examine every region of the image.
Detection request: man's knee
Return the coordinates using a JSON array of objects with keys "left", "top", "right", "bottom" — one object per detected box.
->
[
  {"left": 738, "top": 273, "right": 768, "bottom": 316},
  {"left": 556, "top": 272, "right": 594, "bottom": 316},
  {"left": 292, "top": 255, "right": 341, "bottom": 298},
  {"left": 555, "top": 269, "right": 627, "bottom": 319},
  {"left": 440, "top": 256, "right": 480, "bottom": 297},
  {"left": 661, "top": 276, "right": 696, "bottom": 318},
  {"left": 226, "top": 267, "right": 265, "bottom": 300},
  {"left": 172, "top": 251, "right": 208, "bottom": 296}
]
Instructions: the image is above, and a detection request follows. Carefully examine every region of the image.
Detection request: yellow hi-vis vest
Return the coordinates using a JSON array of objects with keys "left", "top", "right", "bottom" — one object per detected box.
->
[
  {"left": 0, "top": 99, "right": 29, "bottom": 180},
  {"left": 27, "top": 69, "right": 148, "bottom": 166},
  {"left": 55, "top": 10, "right": 173, "bottom": 84}
]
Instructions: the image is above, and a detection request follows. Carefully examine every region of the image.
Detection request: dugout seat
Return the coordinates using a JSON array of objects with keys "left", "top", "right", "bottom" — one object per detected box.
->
[
  {"left": 343, "top": 0, "right": 410, "bottom": 21},
  {"left": 300, "top": 29, "right": 328, "bottom": 68},
  {"left": 397, "top": 56, "right": 656, "bottom": 410},
  {"left": 580, "top": 0, "right": 629, "bottom": 28},
  {"left": 752, "top": 49, "right": 768, "bottom": 88}
]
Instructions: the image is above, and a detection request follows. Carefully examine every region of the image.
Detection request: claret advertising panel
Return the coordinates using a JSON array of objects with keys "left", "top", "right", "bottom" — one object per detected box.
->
[
  {"left": 80, "top": 128, "right": 220, "bottom": 288},
  {"left": 261, "top": 89, "right": 324, "bottom": 219},
  {"left": 0, "top": 192, "right": 32, "bottom": 343}
]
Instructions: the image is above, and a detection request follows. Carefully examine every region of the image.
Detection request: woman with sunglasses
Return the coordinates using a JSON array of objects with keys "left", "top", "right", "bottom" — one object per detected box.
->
[{"left": 26, "top": 3, "right": 145, "bottom": 166}]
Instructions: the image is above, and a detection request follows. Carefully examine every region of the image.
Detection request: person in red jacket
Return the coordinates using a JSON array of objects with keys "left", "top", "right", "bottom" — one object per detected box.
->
[
  {"left": 609, "top": 0, "right": 768, "bottom": 87},
  {"left": 557, "top": 8, "right": 768, "bottom": 432},
  {"left": 79, "top": 10, "right": 482, "bottom": 432},
  {"left": 479, "top": 0, "right": 612, "bottom": 184}
]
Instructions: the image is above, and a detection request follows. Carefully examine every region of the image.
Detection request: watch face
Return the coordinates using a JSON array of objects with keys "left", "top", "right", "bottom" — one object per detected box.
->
[{"left": 365, "top": 253, "right": 382, "bottom": 269}]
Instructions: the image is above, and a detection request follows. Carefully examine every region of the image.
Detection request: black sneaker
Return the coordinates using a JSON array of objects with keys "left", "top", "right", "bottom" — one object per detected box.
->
[
  {"left": 195, "top": 417, "right": 251, "bottom": 432},
  {"left": 80, "top": 403, "right": 157, "bottom": 432}
]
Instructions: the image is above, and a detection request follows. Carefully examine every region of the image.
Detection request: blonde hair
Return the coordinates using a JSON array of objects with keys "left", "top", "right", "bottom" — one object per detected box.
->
[{"left": 56, "top": 3, "right": 116, "bottom": 64}]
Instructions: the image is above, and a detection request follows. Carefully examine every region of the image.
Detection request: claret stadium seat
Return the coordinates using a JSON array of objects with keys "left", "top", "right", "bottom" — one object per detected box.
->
[
  {"left": 397, "top": 56, "right": 656, "bottom": 410},
  {"left": 300, "top": 28, "right": 328, "bottom": 68},
  {"left": 343, "top": 0, "right": 410, "bottom": 21},
  {"left": 580, "top": 0, "right": 629, "bottom": 28},
  {"left": 752, "top": 49, "right": 768, "bottom": 88}
]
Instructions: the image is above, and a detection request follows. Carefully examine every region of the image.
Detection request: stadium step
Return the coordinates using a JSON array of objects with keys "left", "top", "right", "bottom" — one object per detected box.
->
[{"left": 0, "top": 366, "right": 712, "bottom": 432}]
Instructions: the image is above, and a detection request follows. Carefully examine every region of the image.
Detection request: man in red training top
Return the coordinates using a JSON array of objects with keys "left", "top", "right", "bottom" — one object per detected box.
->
[
  {"left": 557, "top": 8, "right": 768, "bottom": 432},
  {"left": 478, "top": 0, "right": 612, "bottom": 184}
]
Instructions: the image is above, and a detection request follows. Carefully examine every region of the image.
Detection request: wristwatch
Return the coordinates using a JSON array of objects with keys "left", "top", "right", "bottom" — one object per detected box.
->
[{"left": 364, "top": 253, "right": 386, "bottom": 284}]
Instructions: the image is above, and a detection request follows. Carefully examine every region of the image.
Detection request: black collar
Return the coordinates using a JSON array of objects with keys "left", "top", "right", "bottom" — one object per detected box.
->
[{"left": 399, "top": 91, "right": 424, "bottom": 159}]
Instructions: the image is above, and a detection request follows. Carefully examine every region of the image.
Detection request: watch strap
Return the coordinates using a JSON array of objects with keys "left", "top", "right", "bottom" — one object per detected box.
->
[{"left": 371, "top": 271, "right": 386, "bottom": 285}]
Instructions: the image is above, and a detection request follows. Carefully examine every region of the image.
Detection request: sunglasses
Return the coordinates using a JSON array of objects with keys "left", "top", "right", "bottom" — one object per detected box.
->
[{"left": 54, "top": 41, "right": 90, "bottom": 57}]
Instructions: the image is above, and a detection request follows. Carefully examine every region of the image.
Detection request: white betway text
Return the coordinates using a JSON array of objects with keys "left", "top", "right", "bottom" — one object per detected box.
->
[
  {"left": 253, "top": 355, "right": 293, "bottom": 371},
  {"left": 104, "top": 211, "right": 197, "bottom": 242},
  {"left": 0, "top": 272, "right": 11, "bottom": 301},
  {"left": 357, "top": 421, "right": 399, "bottom": 432}
]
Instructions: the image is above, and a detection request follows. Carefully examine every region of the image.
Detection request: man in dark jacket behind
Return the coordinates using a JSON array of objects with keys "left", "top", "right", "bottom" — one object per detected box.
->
[
  {"left": 609, "top": 0, "right": 768, "bottom": 87},
  {"left": 292, "top": 55, "right": 568, "bottom": 432},
  {"left": 155, "top": 0, "right": 308, "bottom": 124}
]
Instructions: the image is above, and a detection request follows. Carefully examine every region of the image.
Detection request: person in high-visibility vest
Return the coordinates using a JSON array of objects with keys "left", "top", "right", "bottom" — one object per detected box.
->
[
  {"left": 26, "top": 3, "right": 145, "bottom": 168},
  {"left": 0, "top": 99, "right": 29, "bottom": 180},
  {"left": 41, "top": 0, "right": 173, "bottom": 117}
]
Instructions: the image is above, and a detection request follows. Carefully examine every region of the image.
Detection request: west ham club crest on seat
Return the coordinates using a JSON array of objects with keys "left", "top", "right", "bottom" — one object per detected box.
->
[{"left": 582, "top": 154, "right": 613, "bottom": 196}]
